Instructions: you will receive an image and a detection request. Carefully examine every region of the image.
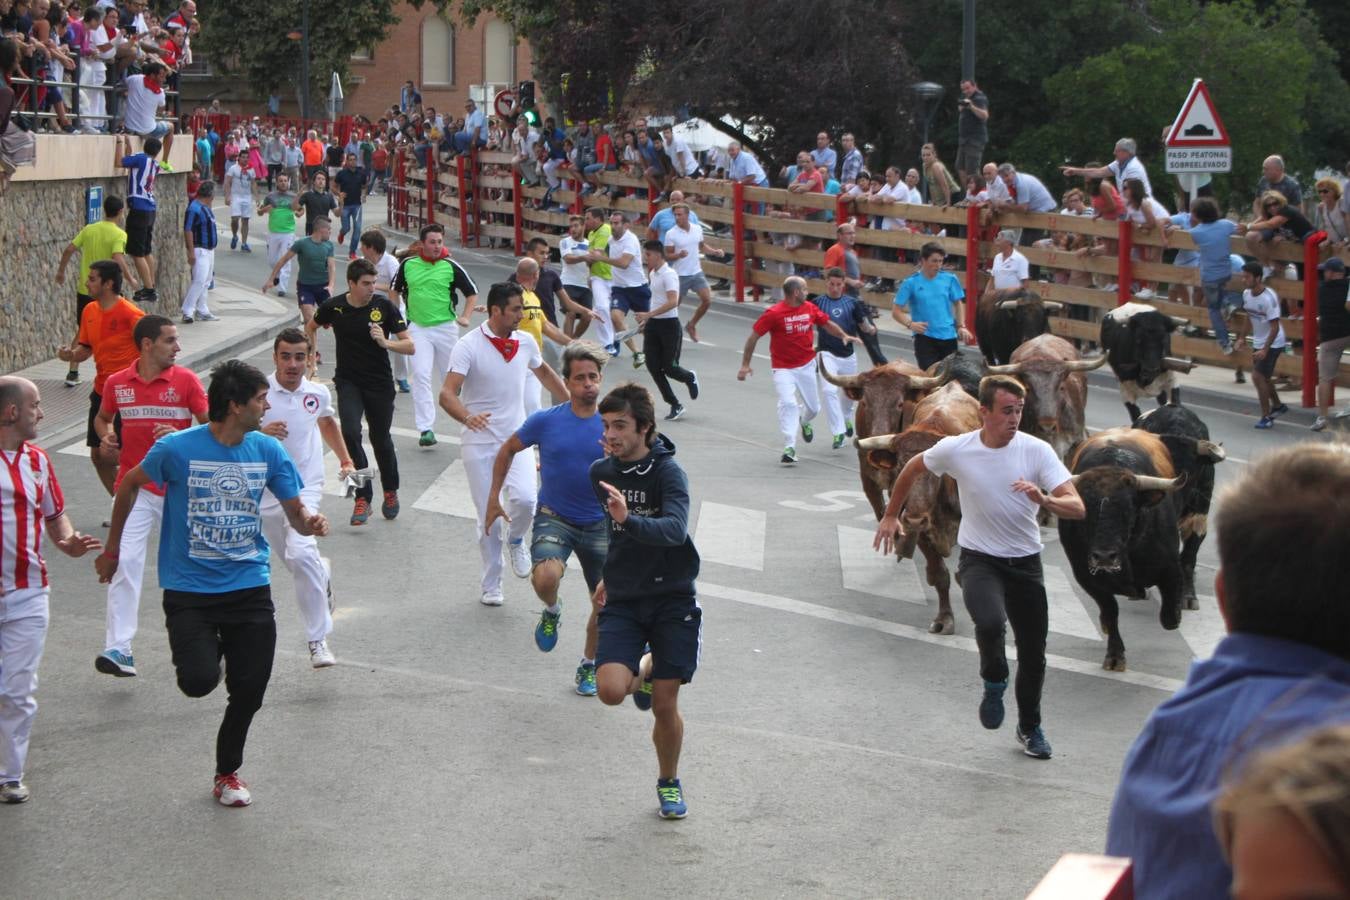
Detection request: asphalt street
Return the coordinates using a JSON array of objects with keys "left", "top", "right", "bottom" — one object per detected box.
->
[{"left": 5, "top": 217, "right": 1335, "bottom": 899}]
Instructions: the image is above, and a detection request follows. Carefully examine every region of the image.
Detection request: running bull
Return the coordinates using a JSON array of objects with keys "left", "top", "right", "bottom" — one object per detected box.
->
[
  {"left": 975, "top": 289, "right": 1063, "bottom": 366},
  {"left": 986, "top": 334, "right": 1105, "bottom": 462},
  {"left": 1101, "top": 302, "right": 1196, "bottom": 423}
]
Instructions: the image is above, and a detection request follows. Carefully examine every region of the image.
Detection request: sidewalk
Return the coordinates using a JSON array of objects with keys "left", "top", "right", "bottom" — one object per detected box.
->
[{"left": 21, "top": 279, "right": 299, "bottom": 448}]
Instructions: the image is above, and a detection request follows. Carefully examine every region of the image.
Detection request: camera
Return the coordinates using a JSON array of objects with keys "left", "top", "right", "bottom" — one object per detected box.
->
[{"left": 959, "top": 99, "right": 972, "bottom": 108}]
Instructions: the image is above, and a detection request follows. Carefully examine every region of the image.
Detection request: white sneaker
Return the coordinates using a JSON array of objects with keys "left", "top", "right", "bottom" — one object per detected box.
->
[
  {"left": 0, "top": 780, "right": 30, "bottom": 803},
  {"left": 308, "top": 639, "right": 336, "bottom": 668},
  {"left": 1134, "top": 287, "right": 1156, "bottom": 299},
  {"left": 480, "top": 590, "right": 504, "bottom": 606},
  {"left": 213, "top": 772, "right": 252, "bottom": 807},
  {"left": 508, "top": 540, "right": 531, "bottom": 578},
  {"left": 1311, "top": 416, "right": 1329, "bottom": 432}
]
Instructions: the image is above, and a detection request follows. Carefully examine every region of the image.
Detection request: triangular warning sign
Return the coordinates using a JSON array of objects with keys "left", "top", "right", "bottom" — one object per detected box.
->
[{"left": 1166, "top": 80, "right": 1230, "bottom": 147}]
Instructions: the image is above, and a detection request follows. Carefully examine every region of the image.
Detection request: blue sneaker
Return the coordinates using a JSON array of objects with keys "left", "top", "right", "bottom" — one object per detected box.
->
[
  {"left": 1016, "top": 725, "right": 1053, "bottom": 760},
  {"left": 230, "top": 235, "right": 238, "bottom": 250},
  {"left": 396, "top": 378, "right": 411, "bottom": 393},
  {"left": 95, "top": 649, "right": 137, "bottom": 677},
  {"left": 979, "top": 680, "right": 1007, "bottom": 729},
  {"left": 632, "top": 675, "right": 653, "bottom": 711},
  {"left": 1254, "top": 416, "right": 1274, "bottom": 430},
  {"left": 657, "top": 778, "right": 687, "bottom": 819},
  {"left": 574, "top": 662, "right": 597, "bottom": 696},
  {"left": 535, "top": 609, "right": 560, "bottom": 652}
]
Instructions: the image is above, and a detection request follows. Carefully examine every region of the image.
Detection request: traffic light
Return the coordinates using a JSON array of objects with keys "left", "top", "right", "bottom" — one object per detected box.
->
[{"left": 518, "top": 80, "right": 535, "bottom": 107}]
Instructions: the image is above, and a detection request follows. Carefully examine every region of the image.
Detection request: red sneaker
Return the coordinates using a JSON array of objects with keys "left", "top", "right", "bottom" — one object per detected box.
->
[
  {"left": 213, "top": 772, "right": 252, "bottom": 807},
  {"left": 351, "top": 497, "right": 371, "bottom": 526}
]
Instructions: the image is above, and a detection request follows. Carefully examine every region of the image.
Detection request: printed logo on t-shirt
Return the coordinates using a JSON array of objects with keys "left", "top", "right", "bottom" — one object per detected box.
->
[
  {"left": 161, "top": 386, "right": 180, "bottom": 403},
  {"left": 370, "top": 308, "right": 383, "bottom": 322},
  {"left": 186, "top": 460, "right": 267, "bottom": 561},
  {"left": 114, "top": 385, "right": 137, "bottom": 406},
  {"left": 782, "top": 312, "right": 815, "bottom": 334},
  {"left": 303, "top": 394, "right": 320, "bottom": 414}
]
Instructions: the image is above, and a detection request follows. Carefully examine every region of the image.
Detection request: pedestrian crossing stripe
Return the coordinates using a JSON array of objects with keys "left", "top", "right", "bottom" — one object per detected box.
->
[{"left": 696, "top": 502, "right": 766, "bottom": 571}]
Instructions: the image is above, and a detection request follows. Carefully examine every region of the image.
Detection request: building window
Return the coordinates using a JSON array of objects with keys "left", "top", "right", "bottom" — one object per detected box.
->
[
  {"left": 351, "top": 44, "right": 374, "bottom": 61},
  {"left": 421, "top": 15, "right": 454, "bottom": 86},
  {"left": 484, "top": 19, "right": 514, "bottom": 85}
]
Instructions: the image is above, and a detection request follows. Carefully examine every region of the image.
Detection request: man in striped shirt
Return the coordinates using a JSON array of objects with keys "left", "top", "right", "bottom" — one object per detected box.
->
[
  {"left": 0, "top": 376, "right": 102, "bottom": 804},
  {"left": 116, "top": 134, "right": 161, "bottom": 305},
  {"left": 181, "top": 181, "right": 219, "bottom": 323}
]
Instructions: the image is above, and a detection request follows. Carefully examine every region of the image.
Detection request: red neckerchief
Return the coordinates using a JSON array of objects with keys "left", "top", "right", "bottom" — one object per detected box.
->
[
  {"left": 144, "top": 75, "right": 163, "bottom": 95},
  {"left": 419, "top": 246, "right": 450, "bottom": 264},
  {"left": 481, "top": 325, "right": 518, "bottom": 362}
]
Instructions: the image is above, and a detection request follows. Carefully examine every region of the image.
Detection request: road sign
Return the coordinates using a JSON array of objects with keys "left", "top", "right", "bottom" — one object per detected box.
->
[
  {"left": 85, "top": 185, "right": 103, "bottom": 225},
  {"left": 1166, "top": 79, "right": 1231, "bottom": 173}
]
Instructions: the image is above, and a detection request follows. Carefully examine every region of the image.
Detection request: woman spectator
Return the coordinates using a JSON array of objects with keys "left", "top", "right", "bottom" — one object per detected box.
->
[
  {"left": 1313, "top": 177, "right": 1349, "bottom": 253},
  {"left": 1245, "top": 189, "right": 1314, "bottom": 291},
  {"left": 32, "top": 0, "right": 74, "bottom": 132},
  {"left": 618, "top": 128, "right": 639, "bottom": 176},
  {"left": 1123, "top": 177, "right": 1169, "bottom": 299},
  {"left": 1084, "top": 163, "right": 1124, "bottom": 220},
  {"left": 484, "top": 116, "right": 504, "bottom": 151},
  {"left": 921, "top": 143, "right": 956, "bottom": 206},
  {"left": 76, "top": 5, "right": 109, "bottom": 133}
]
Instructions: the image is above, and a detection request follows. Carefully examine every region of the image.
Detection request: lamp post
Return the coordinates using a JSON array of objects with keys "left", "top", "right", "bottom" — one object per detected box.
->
[
  {"left": 910, "top": 81, "right": 945, "bottom": 201},
  {"left": 286, "top": 0, "right": 311, "bottom": 119}
]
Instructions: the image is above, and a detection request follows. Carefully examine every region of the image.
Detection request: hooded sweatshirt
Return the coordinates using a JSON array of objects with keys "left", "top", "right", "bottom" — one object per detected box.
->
[{"left": 589, "top": 433, "right": 700, "bottom": 600}]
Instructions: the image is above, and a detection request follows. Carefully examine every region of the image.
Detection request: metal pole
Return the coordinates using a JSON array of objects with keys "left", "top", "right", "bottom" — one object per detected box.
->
[
  {"left": 1302, "top": 231, "right": 1328, "bottom": 408},
  {"left": 300, "top": 0, "right": 311, "bottom": 120},
  {"left": 962, "top": 0, "right": 976, "bottom": 82}
]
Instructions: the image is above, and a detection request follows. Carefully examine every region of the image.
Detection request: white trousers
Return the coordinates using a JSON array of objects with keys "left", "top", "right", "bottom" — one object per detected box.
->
[
  {"left": 104, "top": 490, "right": 163, "bottom": 654},
  {"left": 589, "top": 276, "right": 614, "bottom": 348},
  {"left": 0, "top": 587, "right": 49, "bottom": 784},
  {"left": 267, "top": 232, "right": 295, "bottom": 292},
  {"left": 408, "top": 320, "right": 458, "bottom": 432},
  {"left": 261, "top": 488, "right": 332, "bottom": 643},
  {"left": 461, "top": 442, "right": 537, "bottom": 595},
  {"left": 542, "top": 158, "right": 567, "bottom": 190},
  {"left": 773, "top": 360, "right": 820, "bottom": 449},
  {"left": 390, "top": 299, "right": 411, "bottom": 382},
  {"left": 78, "top": 60, "right": 106, "bottom": 132},
  {"left": 182, "top": 247, "right": 215, "bottom": 318},
  {"left": 818, "top": 351, "right": 859, "bottom": 437}
]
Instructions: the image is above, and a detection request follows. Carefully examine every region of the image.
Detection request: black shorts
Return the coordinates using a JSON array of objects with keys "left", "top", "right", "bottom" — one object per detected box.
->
[
  {"left": 76, "top": 292, "right": 94, "bottom": 328},
  {"left": 125, "top": 208, "right": 156, "bottom": 258},
  {"left": 1255, "top": 344, "right": 1284, "bottom": 377},
  {"left": 86, "top": 390, "right": 123, "bottom": 448},
  {"left": 564, "top": 285, "right": 593, "bottom": 310},
  {"left": 596, "top": 592, "right": 702, "bottom": 683},
  {"left": 297, "top": 282, "right": 330, "bottom": 307},
  {"left": 612, "top": 284, "right": 652, "bottom": 314}
]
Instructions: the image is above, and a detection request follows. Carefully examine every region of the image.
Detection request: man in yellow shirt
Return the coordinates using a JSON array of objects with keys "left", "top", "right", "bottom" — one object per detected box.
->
[
  {"left": 54, "top": 196, "right": 140, "bottom": 387},
  {"left": 515, "top": 257, "right": 573, "bottom": 416}
]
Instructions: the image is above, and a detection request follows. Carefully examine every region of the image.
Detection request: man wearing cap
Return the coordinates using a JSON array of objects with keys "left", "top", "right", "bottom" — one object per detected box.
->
[
  {"left": 1315, "top": 257, "right": 1350, "bottom": 430},
  {"left": 1061, "top": 138, "right": 1152, "bottom": 197}
]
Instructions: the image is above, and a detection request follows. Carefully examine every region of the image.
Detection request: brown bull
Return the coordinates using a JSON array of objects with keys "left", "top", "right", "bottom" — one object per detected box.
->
[
  {"left": 987, "top": 334, "right": 1106, "bottom": 462},
  {"left": 854, "top": 381, "right": 981, "bottom": 634}
]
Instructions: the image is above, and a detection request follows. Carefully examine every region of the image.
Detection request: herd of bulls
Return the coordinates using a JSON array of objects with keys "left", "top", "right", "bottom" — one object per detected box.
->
[{"left": 825, "top": 292, "right": 1226, "bottom": 671}]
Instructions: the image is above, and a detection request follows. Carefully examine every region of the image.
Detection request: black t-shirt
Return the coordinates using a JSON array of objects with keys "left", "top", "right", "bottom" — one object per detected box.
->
[
  {"left": 334, "top": 167, "right": 365, "bottom": 205},
  {"left": 958, "top": 90, "right": 988, "bottom": 145},
  {"left": 298, "top": 190, "right": 339, "bottom": 230},
  {"left": 1276, "top": 205, "right": 1314, "bottom": 240},
  {"left": 1318, "top": 278, "right": 1350, "bottom": 342},
  {"left": 312, "top": 293, "right": 408, "bottom": 390}
]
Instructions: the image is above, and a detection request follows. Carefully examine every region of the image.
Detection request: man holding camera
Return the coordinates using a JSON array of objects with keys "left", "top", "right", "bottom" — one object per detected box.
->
[{"left": 956, "top": 79, "right": 990, "bottom": 186}]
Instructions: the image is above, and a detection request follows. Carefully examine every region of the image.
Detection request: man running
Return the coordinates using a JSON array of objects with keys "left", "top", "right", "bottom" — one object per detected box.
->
[
  {"left": 261, "top": 328, "right": 351, "bottom": 666},
  {"left": 57, "top": 261, "right": 144, "bottom": 495},
  {"left": 815, "top": 267, "right": 877, "bottom": 448},
  {"left": 361, "top": 229, "right": 411, "bottom": 393},
  {"left": 116, "top": 133, "right": 161, "bottom": 305},
  {"left": 523, "top": 236, "right": 597, "bottom": 369},
  {"left": 582, "top": 208, "right": 616, "bottom": 352},
  {"left": 892, "top": 242, "right": 973, "bottom": 370},
  {"left": 97, "top": 361, "right": 328, "bottom": 808},
  {"left": 334, "top": 152, "right": 366, "bottom": 259},
  {"left": 223, "top": 150, "right": 256, "bottom": 252},
  {"left": 736, "top": 276, "right": 862, "bottom": 464},
  {"left": 558, "top": 215, "right": 594, "bottom": 339},
  {"left": 262, "top": 216, "right": 336, "bottom": 328},
  {"left": 514, "top": 257, "right": 576, "bottom": 417},
  {"left": 258, "top": 172, "right": 298, "bottom": 298},
  {"left": 0, "top": 377, "right": 101, "bottom": 804},
  {"left": 484, "top": 341, "right": 609, "bottom": 695},
  {"left": 307, "top": 259, "right": 414, "bottom": 526},
  {"left": 439, "top": 282, "right": 567, "bottom": 607},
  {"left": 872, "top": 375, "right": 1085, "bottom": 760},
  {"left": 181, "top": 181, "right": 220, "bottom": 323},
  {"left": 392, "top": 223, "right": 479, "bottom": 447},
  {"left": 55, "top": 195, "right": 139, "bottom": 388},
  {"left": 93, "top": 315, "right": 208, "bottom": 678},
  {"left": 641, "top": 240, "right": 699, "bottom": 421},
  {"left": 591, "top": 382, "right": 703, "bottom": 819},
  {"left": 602, "top": 212, "right": 648, "bottom": 367},
  {"left": 662, "top": 202, "right": 725, "bottom": 344}
]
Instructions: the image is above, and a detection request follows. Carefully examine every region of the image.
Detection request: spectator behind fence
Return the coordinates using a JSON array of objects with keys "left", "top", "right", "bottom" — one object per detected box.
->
[
  {"left": 839, "top": 132, "right": 863, "bottom": 187},
  {"left": 1245, "top": 189, "right": 1314, "bottom": 280},
  {"left": 77, "top": 6, "right": 111, "bottom": 134},
  {"left": 1252, "top": 154, "right": 1302, "bottom": 217},
  {"left": 1313, "top": 177, "right": 1349, "bottom": 252},
  {"left": 123, "top": 60, "right": 172, "bottom": 167},
  {"left": 811, "top": 131, "right": 836, "bottom": 179},
  {"left": 0, "top": 37, "right": 36, "bottom": 192},
  {"left": 726, "top": 141, "right": 768, "bottom": 187},
  {"left": 1061, "top": 137, "right": 1152, "bottom": 197},
  {"left": 955, "top": 78, "right": 989, "bottom": 185},
  {"left": 1105, "top": 443, "right": 1350, "bottom": 899},
  {"left": 921, "top": 143, "right": 956, "bottom": 206}
]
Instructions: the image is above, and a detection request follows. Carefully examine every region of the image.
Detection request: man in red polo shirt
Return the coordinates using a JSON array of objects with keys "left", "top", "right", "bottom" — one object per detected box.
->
[
  {"left": 93, "top": 315, "right": 208, "bottom": 677},
  {"left": 737, "top": 275, "right": 861, "bottom": 465}
]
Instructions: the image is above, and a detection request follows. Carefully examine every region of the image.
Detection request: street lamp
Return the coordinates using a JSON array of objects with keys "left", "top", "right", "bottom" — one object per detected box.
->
[
  {"left": 285, "top": 0, "right": 312, "bottom": 119},
  {"left": 910, "top": 81, "right": 945, "bottom": 201}
]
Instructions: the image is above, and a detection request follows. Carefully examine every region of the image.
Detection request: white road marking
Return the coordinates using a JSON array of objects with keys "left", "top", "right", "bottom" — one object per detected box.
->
[
  {"left": 58, "top": 439, "right": 87, "bottom": 457},
  {"left": 323, "top": 441, "right": 375, "bottom": 497},
  {"left": 1042, "top": 564, "right": 1104, "bottom": 641},
  {"left": 1180, "top": 593, "right": 1228, "bottom": 660},
  {"left": 836, "top": 525, "right": 926, "bottom": 605},
  {"left": 695, "top": 501, "right": 766, "bottom": 571},
  {"left": 411, "top": 458, "right": 479, "bottom": 520}
]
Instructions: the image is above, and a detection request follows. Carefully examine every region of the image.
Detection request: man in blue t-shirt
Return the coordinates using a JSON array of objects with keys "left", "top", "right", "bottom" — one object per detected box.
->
[
  {"left": 95, "top": 360, "right": 329, "bottom": 809},
  {"left": 484, "top": 342, "right": 610, "bottom": 696},
  {"left": 815, "top": 268, "right": 877, "bottom": 448},
  {"left": 1170, "top": 197, "right": 1242, "bottom": 354},
  {"left": 892, "top": 242, "right": 973, "bottom": 370}
]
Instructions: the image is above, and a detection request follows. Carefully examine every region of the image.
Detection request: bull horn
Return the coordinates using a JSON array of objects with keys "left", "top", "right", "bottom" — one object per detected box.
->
[
  {"left": 906, "top": 375, "right": 945, "bottom": 391},
  {"left": 985, "top": 362, "right": 1025, "bottom": 375},
  {"left": 854, "top": 434, "right": 899, "bottom": 451},
  {"left": 1162, "top": 356, "right": 1197, "bottom": 373},
  {"left": 996, "top": 299, "right": 1023, "bottom": 310},
  {"left": 817, "top": 356, "right": 863, "bottom": 389},
  {"left": 1042, "top": 301, "right": 1065, "bottom": 312},
  {"left": 1064, "top": 353, "right": 1108, "bottom": 372},
  {"left": 1134, "top": 473, "right": 1186, "bottom": 493},
  {"left": 1169, "top": 315, "right": 1191, "bottom": 327},
  {"left": 1197, "top": 439, "right": 1227, "bottom": 462}
]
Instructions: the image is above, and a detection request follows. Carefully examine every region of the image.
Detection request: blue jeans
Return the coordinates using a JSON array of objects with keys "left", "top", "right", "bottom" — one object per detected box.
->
[
  {"left": 340, "top": 205, "right": 362, "bottom": 253},
  {"left": 1203, "top": 280, "right": 1238, "bottom": 346},
  {"left": 452, "top": 131, "right": 486, "bottom": 154},
  {"left": 530, "top": 508, "right": 608, "bottom": 592}
]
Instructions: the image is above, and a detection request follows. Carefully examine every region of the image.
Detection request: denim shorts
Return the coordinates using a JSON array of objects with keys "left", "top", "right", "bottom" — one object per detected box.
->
[{"left": 531, "top": 507, "right": 607, "bottom": 591}]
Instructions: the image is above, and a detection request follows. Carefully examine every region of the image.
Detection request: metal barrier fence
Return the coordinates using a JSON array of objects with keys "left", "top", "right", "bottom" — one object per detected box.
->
[{"left": 8, "top": 71, "right": 179, "bottom": 133}]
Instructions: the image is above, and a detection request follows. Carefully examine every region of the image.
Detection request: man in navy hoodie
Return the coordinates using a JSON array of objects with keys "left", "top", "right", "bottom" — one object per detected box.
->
[{"left": 590, "top": 383, "right": 701, "bottom": 820}]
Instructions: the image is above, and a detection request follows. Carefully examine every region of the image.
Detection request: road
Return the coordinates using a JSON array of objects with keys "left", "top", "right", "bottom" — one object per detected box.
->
[{"left": 6, "top": 219, "right": 1329, "bottom": 899}]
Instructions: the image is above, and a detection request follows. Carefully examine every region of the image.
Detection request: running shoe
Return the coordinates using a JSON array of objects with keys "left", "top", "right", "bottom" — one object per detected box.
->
[
  {"left": 95, "top": 649, "right": 137, "bottom": 677},
  {"left": 230, "top": 235, "right": 238, "bottom": 250},
  {"left": 338, "top": 230, "right": 347, "bottom": 245},
  {"left": 277, "top": 290, "right": 286, "bottom": 298},
  {"left": 1015, "top": 725, "right": 1053, "bottom": 760},
  {"left": 781, "top": 447, "right": 797, "bottom": 465},
  {"left": 1311, "top": 416, "right": 1329, "bottom": 432},
  {"left": 574, "top": 662, "right": 598, "bottom": 696},
  {"left": 665, "top": 404, "right": 686, "bottom": 421},
  {"left": 0, "top": 781, "right": 31, "bottom": 804},
  {"left": 1254, "top": 416, "right": 1274, "bottom": 430},
  {"left": 535, "top": 609, "right": 561, "bottom": 652},
  {"left": 801, "top": 422, "right": 814, "bottom": 443},
  {"left": 197, "top": 313, "right": 220, "bottom": 322},
  {"left": 831, "top": 434, "right": 846, "bottom": 450},
  {"left": 308, "top": 639, "right": 336, "bottom": 668},
  {"left": 159, "top": 161, "right": 174, "bottom": 173},
  {"left": 1134, "top": 287, "right": 1155, "bottom": 300},
  {"left": 607, "top": 343, "right": 621, "bottom": 358},
  {"left": 418, "top": 429, "right": 437, "bottom": 447},
  {"left": 1269, "top": 403, "right": 1290, "bottom": 419},
  {"left": 508, "top": 539, "right": 531, "bottom": 578},
  {"left": 633, "top": 675, "right": 654, "bottom": 711},
  {"left": 381, "top": 490, "right": 400, "bottom": 519},
  {"left": 396, "top": 378, "right": 411, "bottom": 393},
  {"left": 687, "top": 371, "right": 699, "bottom": 400},
  {"left": 1219, "top": 340, "right": 1234, "bottom": 355},
  {"left": 633, "top": 351, "right": 646, "bottom": 369},
  {"left": 979, "top": 679, "right": 1007, "bottom": 730},
  {"left": 181, "top": 316, "right": 194, "bottom": 324},
  {"left": 64, "top": 370, "right": 81, "bottom": 387},
  {"left": 480, "top": 590, "right": 504, "bottom": 607},
  {"left": 350, "top": 497, "right": 371, "bottom": 525},
  {"left": 657, "top": 778, "right": 687, "bottom": 819},
  {"left": 845, "top": 420, "right": 854, "bottom": 438},
  {"left": 213, "top": 772, "right": 252, "bottom": 807},
  {"left": 240, "top": 244, "right": 252, "bottom": 253}
]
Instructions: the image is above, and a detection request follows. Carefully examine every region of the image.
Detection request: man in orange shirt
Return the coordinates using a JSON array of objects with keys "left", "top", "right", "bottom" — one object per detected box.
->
[
  {"left": 57, "top": 260, "right": 145, "bottom": 495},
  {"left": 824, "top": 222, "right": 888, "bottom": 365},
  {"left": 301, "top": 130, "right": 325, "bottom": 185}
]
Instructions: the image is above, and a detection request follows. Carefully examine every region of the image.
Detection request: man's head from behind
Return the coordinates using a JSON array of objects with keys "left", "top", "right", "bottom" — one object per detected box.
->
[{"left": 1215, "top": 444, "right": 1350, "bottom": 661}]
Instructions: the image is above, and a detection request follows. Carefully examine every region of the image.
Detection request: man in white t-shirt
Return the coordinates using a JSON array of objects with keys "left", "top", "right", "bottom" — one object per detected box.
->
[
  {"left": 640, "top": 240, "right": 700, "bottom": 421},
  {"left": 360, "top": 230, "right": 410, "bottom": 393},
  {"left": 873, "top": 375, "right": 1085, "bottom": 760},
  {"left": 660, "top": 126, "right": 700, "bottom": 177},
  {"left": 224, "top": 156, "right": 256, "bottom": 252},
  {"left": 989, "top": 230, "right": 1031, "bottom": 295},
  {"left": 439, "top": 283, "right": 568, "bottom": 606},
  {"left": 605, "top": 212, "right": 648, "bottom": 368},
  {"left": 122, "top": 63, "right": 172, "bottom": 165},
  {"left": 558, "top": 215, "right": 594, "bottom": 339},
  {"left": 260, "top": 329, "right": 351, "bottom": 667},
  {"left": 1239, "top": 262, "right": 1289, "bottom": 429},
  {"left": 876, "top": 166, "right": 914, "bottom": 230},
  {"left": 1061, "top": 137, "right": 1152, "bottom": 197},
  {"left": 663, "top": 203, "right": 727, "bottom": 343}
]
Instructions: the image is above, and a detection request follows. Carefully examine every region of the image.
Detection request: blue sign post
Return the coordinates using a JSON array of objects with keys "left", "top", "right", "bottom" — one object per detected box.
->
[{"left": 85, "top": 185, "right": 104, "bottom": 225}]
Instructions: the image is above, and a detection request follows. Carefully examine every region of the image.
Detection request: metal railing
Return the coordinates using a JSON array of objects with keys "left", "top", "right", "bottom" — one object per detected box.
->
[{"left": 8, "top": 69, "right": 180, "bottom": 134}]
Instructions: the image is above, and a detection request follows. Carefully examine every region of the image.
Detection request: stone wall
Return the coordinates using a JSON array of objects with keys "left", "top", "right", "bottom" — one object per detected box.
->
[{"left": 0, "top": 173, "right": 190, "bottom": 372}]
